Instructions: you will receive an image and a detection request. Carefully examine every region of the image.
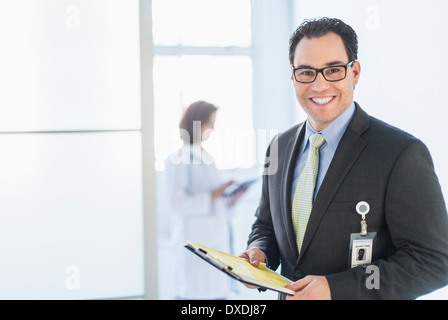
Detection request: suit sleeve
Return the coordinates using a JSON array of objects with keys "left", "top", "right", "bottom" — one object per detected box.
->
[
  {"left": 327, "top": 139, "right": 448, "bottom": 299},
  {"left": 246, "top": 138, "right": 281, "bottom": 270}
]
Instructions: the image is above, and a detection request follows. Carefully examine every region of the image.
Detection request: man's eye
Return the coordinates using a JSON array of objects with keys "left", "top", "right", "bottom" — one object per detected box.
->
[
  {"left": 300, "top": 70, "right": 314, "bottom": 76},
  {"left": 326, "top": 67, "right": 343, "bottom": 74}
]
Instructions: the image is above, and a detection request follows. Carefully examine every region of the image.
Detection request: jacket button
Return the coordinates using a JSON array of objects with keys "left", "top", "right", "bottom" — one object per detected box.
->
[{"left": 294, "top": 269, "right": 303, "bottom": 279}]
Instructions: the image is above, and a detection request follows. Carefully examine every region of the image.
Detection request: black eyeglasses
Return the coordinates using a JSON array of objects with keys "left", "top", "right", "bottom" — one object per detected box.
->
[{"left": 292, "top": 61, "right": 355, "bottom": 83}]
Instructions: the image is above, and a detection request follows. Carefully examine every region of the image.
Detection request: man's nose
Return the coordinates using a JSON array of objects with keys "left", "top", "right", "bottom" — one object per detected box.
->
[{"left": 312, "top": 72, "right": 330, "bottom": 92}]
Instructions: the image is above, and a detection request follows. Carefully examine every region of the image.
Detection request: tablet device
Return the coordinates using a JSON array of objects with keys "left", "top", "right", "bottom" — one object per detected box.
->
[{"left": 224, "top": 178, "right": 258, "bottom": 197}]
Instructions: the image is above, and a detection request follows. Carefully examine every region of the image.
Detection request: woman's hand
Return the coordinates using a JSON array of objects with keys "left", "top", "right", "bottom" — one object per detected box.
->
[
  {"left": 211, "top": 181, "right": 234, "bottom": 200},
  {"left": 228, "top": 185, "right": 248, "bottom": 206}
]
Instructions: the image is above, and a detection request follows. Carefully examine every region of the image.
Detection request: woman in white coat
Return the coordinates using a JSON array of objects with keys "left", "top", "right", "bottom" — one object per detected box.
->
[{"left": 165, "top": 101, "right": 246, "bottom": 300}]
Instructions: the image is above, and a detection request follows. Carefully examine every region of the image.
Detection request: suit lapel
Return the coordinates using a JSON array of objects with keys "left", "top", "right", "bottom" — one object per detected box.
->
[{"left": 298, "top": 104, "right": 370, "bottom": 259}]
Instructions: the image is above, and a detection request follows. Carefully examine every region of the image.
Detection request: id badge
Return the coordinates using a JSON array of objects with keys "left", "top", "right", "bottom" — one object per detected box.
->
[
  {"left": 349, "top": 232, "right": 377, "bottom": 268},
  {"left": 348, "top": 201, "right": 377, "bottom": 268}
]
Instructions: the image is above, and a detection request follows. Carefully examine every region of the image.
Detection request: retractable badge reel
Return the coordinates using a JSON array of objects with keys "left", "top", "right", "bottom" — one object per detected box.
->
[
  {"left": 356, "top": 201, "right": 370, "bottom": 236},
  {"left": 349, "top": 201, "right": 377, "bottom": 268}
]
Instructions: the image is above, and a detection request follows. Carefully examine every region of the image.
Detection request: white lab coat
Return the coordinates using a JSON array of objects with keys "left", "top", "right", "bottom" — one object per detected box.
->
[{"left": 165, "top": 144, "right": 232, "bottom": 299}]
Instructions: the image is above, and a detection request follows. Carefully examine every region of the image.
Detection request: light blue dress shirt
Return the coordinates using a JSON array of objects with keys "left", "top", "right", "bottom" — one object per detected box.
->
[{"left": 291, "top": 102, "right": 356, "bottom": 206}]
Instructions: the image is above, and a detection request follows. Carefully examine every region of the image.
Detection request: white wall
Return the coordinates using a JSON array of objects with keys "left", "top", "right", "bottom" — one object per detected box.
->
[{"left": 0, "top": 0, "right": 147, "bottom": 299}]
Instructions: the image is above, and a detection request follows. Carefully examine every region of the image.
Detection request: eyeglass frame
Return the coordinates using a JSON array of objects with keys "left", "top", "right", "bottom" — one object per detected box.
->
[{"left": 292, "top": 60, "right": 355, "bottom": 84}]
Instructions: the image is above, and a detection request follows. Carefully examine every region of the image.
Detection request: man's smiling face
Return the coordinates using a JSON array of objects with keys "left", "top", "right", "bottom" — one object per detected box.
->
[{"left": 291, "top": 32, "right": 361, "bottom": 131}]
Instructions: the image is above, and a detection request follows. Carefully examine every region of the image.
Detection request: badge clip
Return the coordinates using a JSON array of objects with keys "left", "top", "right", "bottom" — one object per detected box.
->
[{"left": 356, "top": 201, "right": 370, "bottom": 236}]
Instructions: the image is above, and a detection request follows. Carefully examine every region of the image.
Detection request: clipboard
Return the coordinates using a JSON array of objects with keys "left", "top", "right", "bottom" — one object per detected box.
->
[
  {"left": 184, "top": 241, "right": 295, "bottom": 296},
  {"left": 224, "top": 178, "right": 258, "bottom": 197}
]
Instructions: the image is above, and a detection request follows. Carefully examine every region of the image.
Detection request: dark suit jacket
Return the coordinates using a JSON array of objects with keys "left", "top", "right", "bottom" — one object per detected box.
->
[{"left": 247, "top": 103, "right": 448, "bottom": 299}]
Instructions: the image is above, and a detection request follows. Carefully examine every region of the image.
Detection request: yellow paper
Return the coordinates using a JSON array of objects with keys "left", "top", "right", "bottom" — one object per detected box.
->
[{"left": 186, "top": 241, "right": 294, "bottom": 294}]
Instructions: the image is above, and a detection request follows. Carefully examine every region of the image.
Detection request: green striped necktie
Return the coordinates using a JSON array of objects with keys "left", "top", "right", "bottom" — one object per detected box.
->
[{"left": 292, "top": 133, "right": 326, "bottom": 253}]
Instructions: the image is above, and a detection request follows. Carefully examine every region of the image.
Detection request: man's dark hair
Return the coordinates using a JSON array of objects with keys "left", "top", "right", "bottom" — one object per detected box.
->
[{"left": 289, "top": 17, "right": 358, "bottom": 66}]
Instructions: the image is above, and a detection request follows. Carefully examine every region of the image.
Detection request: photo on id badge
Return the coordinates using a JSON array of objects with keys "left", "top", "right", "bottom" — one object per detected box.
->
[{"left": 350, "top": 234, "right": 375, "bottom": 268}]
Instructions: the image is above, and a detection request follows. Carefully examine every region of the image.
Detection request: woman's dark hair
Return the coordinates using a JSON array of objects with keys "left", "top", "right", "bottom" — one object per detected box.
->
[
  {"left": 289, "top": 17, "right": 358, "bottom": 66},
  {"left": 179, "top": 100, "right": 218, "bottom": 144}
]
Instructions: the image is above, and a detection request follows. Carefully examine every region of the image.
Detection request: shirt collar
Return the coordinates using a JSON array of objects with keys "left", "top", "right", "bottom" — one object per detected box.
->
[
  {"left": 301, "top": 102, "right": 356, "bottom": 154},
  {"left": 182, "top": 143, "right": 214, "bottom": 164}
]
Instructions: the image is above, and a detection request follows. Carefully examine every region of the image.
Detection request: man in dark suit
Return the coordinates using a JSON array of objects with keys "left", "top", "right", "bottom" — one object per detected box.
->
[{"left": 239, "top": 17, "right": 448, "bottom": 299}]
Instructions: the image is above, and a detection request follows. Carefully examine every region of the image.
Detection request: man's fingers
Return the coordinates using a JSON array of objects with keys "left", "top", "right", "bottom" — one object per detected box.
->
[
  {"left": 237, "top": 248, "right": 266, "bottom": 289},
  {"left": 285, "top": 276, "right": 312, "bottom": 292},
  {"left": 238, "top": 251, "right": 250, "bottom": 260},
  {"left": 238, "top": 248, "right": 265, "bottom": 267},
  {"left": 247, "top": 248, "right": 264, "bottom": 266},
  {"left": 285, "top": 276, "right": 331, "bottom": 300}
]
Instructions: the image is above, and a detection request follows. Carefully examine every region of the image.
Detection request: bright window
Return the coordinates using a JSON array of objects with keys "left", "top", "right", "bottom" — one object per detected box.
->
[
  {"left": 153, "top": 0, "right": 295, "bottom": 300},
  {"left": 152, "top": 0, "right": 251, "bottom": 47},
  {"left": 153, "top": 55, "right": 253, "bottom": 170},
  {"left": 152, "top": 0, "right": 254, "bottom": 170}
]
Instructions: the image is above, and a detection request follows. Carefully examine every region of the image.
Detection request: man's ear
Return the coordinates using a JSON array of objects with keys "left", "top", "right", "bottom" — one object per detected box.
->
[{"left": 352, "top": 60, "right": 361, "bottom": 87}]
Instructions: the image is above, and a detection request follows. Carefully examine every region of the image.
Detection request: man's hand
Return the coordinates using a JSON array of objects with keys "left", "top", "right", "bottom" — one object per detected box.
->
[
  {"left": 237, "top": 247, "right": 266, "bottom": 289},
  {"left": 285, "top": 275, "right": 331, "bottom": 300},
  {"left": 238, "top": 247, "right": 265, "bottom": 267}
]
